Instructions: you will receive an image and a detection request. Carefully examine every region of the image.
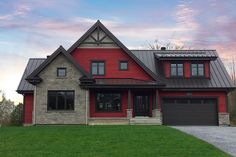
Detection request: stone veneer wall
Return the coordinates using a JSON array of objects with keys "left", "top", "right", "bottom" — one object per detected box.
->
[
  {"left": 219, "top": 113, "right": 230, "bottom": 125},
  {"left": 34, "top": 54, "right": 87, "bottom": 124}
]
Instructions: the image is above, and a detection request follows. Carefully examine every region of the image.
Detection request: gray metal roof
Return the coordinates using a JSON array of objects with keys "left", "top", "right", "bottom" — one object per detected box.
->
[
  {"left": 155, "top": 50, "right": 217, "bottom": 58},
  {"left": 17, "top": 58, "right": 45, "bottom": 93},
  {"left": 131, "top": 50, "right": 235, "bottom": 89},
  {"left": 131, "top": 50, "right": 157, "bottom": 75}
]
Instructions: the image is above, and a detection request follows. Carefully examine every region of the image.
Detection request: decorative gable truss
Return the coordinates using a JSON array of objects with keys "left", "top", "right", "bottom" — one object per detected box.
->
[{"left": 80, "top": 26, "right": 118, "bottom": 48}]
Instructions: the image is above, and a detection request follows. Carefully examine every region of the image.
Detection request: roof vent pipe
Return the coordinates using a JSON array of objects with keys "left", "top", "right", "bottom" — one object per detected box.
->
[{"left": 161, "top": 47, "right": 166, "bottom": 50}]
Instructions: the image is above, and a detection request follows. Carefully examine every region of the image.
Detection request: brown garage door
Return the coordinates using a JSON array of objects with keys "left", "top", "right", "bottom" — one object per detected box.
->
[{"left": 162, "top": 98, "right": 218, "bottom": 126}]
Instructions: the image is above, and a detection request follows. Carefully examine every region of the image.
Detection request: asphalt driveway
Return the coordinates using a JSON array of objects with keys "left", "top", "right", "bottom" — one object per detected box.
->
[{"left": 173, "top": 126, "right": 236, "bottom": 157}]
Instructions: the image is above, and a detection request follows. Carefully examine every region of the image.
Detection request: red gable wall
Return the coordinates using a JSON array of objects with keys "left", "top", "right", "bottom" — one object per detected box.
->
[{"left": 71, "top": 48, "right": 154, "bottom": 80}]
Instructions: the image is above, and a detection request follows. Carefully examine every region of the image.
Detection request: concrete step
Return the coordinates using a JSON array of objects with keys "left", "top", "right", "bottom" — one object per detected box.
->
[
  {"left": 130, "top": 117, "right": 162, "bottom": 125},
  {"left": 88, "top": 118, "right": 129, "bottom": 125}
]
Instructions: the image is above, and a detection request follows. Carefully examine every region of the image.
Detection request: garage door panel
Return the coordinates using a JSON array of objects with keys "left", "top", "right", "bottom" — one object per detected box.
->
[{"left": 162, "top": 98, "right": 218, "bottom": 126}]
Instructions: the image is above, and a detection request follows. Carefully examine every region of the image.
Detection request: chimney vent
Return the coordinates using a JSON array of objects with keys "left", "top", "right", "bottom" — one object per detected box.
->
[{"left": 161, "top": 47, "right": 166, "bottom": 50}]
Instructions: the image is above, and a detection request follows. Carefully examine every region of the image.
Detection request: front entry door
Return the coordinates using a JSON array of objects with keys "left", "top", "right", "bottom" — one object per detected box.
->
[{"left": 134, "top": 95, "right": 149, "bottom": 116}]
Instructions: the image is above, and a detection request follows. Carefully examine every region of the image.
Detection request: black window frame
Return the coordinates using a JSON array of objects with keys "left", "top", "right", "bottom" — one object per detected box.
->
[
  {"left": 91, "top": 61, "right": 105, "bottom": 76},
  {"left": 57, "top": 68, "right": 67, "bottom": 77},
  {"left": 47, "top": 90, "right": 75, "bottom": 111},
  {"left": 191, "top": 63, "right": 205, "bottom": 77},
  {"left": 119, "top": 60, "right": 128, "bottom": 71},
  {"left": 95, "top": 92, "right": 122, "bottom": 112},
  {"left": 170, "top": 62, "right": 184, "bottom": 77}
]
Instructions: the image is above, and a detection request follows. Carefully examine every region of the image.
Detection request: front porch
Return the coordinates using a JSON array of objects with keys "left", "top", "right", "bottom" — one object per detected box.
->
[{"left": 87, "top": 88, "right": 162, "bottom": 125}]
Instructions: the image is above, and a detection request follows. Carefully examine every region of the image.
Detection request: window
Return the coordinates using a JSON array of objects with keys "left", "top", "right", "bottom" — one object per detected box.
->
[
  {"left": 96, "top": 92, "right": 121, "bottom": 112},
  {"left": 170, "top": 63, "right": 183, "bottom": 77},
  {"left": 191, "top": 63, "right": 204, "bottom": 77},
  {"left": 91, "top": 61, "right": 105, "bottom": 75},
  {"left": 119, "top": 61, "right": 128, "bottom": 70},
  {"left": 57, "top": 68, "right": 66, "bottom": 77},
  {"left": 48, "top": 91, "right": 74, "bottom": 110}
]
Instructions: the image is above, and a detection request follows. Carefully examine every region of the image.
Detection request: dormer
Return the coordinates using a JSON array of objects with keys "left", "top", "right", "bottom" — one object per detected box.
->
[{"left": 155, "top": 50, "right": 218, "bottom": 79}]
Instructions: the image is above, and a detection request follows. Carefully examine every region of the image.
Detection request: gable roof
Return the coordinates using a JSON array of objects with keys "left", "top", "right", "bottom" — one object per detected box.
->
[
  {"left": 131, "top": 50, "right": 235, "bottom": 90},
  {"left": 67, "top": 20, "right": 158, "bottom": 81},
  {"left": 26, "top": 46, "right": 92, "bottom": 82},
  {"left": 17, "top": 58, "right": 46, "bottom": 94}
]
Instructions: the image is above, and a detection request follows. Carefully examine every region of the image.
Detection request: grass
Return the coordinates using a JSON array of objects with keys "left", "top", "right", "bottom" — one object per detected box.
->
[{"left": 0, "top": 125, "right": 231, "bottom": 157}]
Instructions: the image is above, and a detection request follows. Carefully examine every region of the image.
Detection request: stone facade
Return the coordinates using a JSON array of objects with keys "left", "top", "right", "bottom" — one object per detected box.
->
[
  {"left": 34, "top": 54, "right": 88, "bottom": 124},
  {"left": 152, "top": 109, "right": 162, "bottom": 124},
  {"left": 218, "top": 113, "right": 230, "bottom": 126}
]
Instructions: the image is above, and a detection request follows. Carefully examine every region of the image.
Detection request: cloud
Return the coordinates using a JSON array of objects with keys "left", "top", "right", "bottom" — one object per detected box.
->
[{"left": 0, "top": 4, "right": 31, "bottom": 20}]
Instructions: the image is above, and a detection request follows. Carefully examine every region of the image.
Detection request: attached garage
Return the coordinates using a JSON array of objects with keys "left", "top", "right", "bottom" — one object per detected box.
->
[{"left": 162, "top": 97, "right": 218, "bottom": 126}]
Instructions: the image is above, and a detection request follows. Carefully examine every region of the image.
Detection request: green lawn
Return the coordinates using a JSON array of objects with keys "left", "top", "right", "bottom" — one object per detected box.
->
[{"left": 0, "top": 125, "right": 231, "bottom": 157}]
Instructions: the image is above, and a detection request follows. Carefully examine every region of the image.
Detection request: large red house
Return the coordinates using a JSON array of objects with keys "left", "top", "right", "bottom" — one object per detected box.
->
[{"left": 17, "top": 20, "right": 234, "bottom": 125}]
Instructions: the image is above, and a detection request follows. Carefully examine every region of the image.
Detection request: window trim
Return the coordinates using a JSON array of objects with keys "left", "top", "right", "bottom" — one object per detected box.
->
[
  {"left": 57, "top": 68, "right": 67, "bottom": 77},
  {"left": 95, "top": 91, "right": 122, "bottom": 113},
  {"left": 170, "top": 62, "right": 184, "bottom": 78},
  {"left": 47, "top": 90, "right": 75, "bottom": 111},
  {"left": 91, "top": 60, "right": 106, "bottom": 76},
  {"left": 119, "top": 60, "right": 128, "bottom": 71},
  {"left": 191, "top": 62, "right": 205, "bottom": 77}
]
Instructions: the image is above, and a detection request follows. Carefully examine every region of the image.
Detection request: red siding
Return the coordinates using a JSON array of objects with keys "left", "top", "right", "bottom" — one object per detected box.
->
[
  {"left": 71, "top": 48, "right": 154, "bottom": 80},
  {"left": 90, "top": 90, "right": 128, "bottom": 117},
  {"left": 205, "top": 61, "right": 210, "bottom": 78},
  {"left": 24, "top": 94, "right": 33, "bottom": 124},
  {"left": 164, "top": 61, "right": 170, "bottom": 78},
  {"left": 159, "top": 91, "right": 227, "bottom": 112},
  {"left": 165, "top": 61, "right": 210, "bottom": 79},
  {"left": 185, "top": 62, "right": 191, "bottom": 78}
]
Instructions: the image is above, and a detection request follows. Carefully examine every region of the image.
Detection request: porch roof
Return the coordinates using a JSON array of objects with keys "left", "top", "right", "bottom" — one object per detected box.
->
[{"left": 80, "top": 78, "right": 165, "bottom": 89}]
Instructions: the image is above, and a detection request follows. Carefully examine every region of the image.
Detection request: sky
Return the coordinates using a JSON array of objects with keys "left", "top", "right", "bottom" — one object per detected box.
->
[{"left": 0, "top": 0, "right": 236, "bottom": 104}]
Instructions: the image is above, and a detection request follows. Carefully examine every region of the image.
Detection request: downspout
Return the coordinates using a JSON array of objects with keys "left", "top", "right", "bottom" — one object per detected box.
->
[
  {"left": 33, "top": 86, "right": 36, "bottom": 125},
  {"left": 85, "top": 90, "right": 88, "bottom": 125}
]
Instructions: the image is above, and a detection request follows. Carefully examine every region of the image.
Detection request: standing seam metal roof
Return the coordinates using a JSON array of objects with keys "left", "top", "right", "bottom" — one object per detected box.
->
[{"left": 17, "top": 58, "right": 46, "bottom": 93}]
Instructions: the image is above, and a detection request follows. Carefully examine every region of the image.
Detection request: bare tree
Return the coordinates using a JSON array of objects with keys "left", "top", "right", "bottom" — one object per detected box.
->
[
  {"left": 146, "top": 39, "right": 185, "bottom": 50},
  {"left": 230, "top": 58, "right": 236, "bottom": 85}
]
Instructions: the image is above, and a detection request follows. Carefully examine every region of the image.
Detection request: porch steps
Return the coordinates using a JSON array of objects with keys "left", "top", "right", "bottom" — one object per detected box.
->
[
  {"left": 130, "top": 117, "right": 161, "bottom": 125},
  {"left": 88, "top": 118, "right": 129, "bottom": 125}
]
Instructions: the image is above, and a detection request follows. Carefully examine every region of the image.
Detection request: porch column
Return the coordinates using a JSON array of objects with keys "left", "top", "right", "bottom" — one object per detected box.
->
[
  {"left": 127, "top": 89, "right": 132, "bottom": 119},
  {"left": 152, "top": 89, "right": 161, "bottom": 121}
]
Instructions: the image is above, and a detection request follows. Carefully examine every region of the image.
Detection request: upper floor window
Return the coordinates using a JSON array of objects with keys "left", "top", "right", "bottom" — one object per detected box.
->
[
  {"left": 57, "top": 68, "right": 66, "bottom": 77},
  {"left": 91, "top": 61, "right": 105, "bottom": 75},
  {"left": 170, "top": 63, "right": 183, "bottom": 77},
  {"left": 191, "top": 63, "right": 204, "bottom": 77},
  {"left": 119, "top": 61, "right": 128, "bottom": 70},
  {"left": 48, "top": 91, "right": 74, "bottom": 111}
]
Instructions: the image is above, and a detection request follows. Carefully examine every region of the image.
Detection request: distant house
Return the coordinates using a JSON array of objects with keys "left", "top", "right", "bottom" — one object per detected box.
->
[{"left": 17, "top": 20, "right": 234, "bottom": 125}]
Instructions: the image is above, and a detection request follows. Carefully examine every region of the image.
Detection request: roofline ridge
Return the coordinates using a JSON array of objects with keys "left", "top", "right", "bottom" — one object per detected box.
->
[{"left": 29, "top": 58, "right": 46, "bottom": 60}]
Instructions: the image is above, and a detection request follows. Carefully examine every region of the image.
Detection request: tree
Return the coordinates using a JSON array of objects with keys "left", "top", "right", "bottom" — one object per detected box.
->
[
  {"left": 11, "top": 103, "right": 24, "bottom": 126},
  {"left": 228, "top": 58, "right": 236, "bottom": 125},
  {"left": 146, "top": 39, "right": 185, "bottom": 50},
  {"left": 0, "top": 90, "right": 15, "bottom": 126}
]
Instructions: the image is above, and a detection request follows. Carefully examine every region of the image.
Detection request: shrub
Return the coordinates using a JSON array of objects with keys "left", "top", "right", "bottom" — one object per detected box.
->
[{"left": 10, "top": 103, "right": 24, "bottom": 126}]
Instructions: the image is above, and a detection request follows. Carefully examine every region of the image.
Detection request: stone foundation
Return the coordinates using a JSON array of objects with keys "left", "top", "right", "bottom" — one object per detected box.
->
[
  {"left": 152, "top": 109, "right": 162, "bottom": 124},
  {"left": 88, "top": 118, "right": 129, "bottom": 125},
  {"left": 126, "top": 109, "right": 133, "bottom": 119},
  {"left": 218, "top": 113, "right": 230, "bottom": 126}
]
